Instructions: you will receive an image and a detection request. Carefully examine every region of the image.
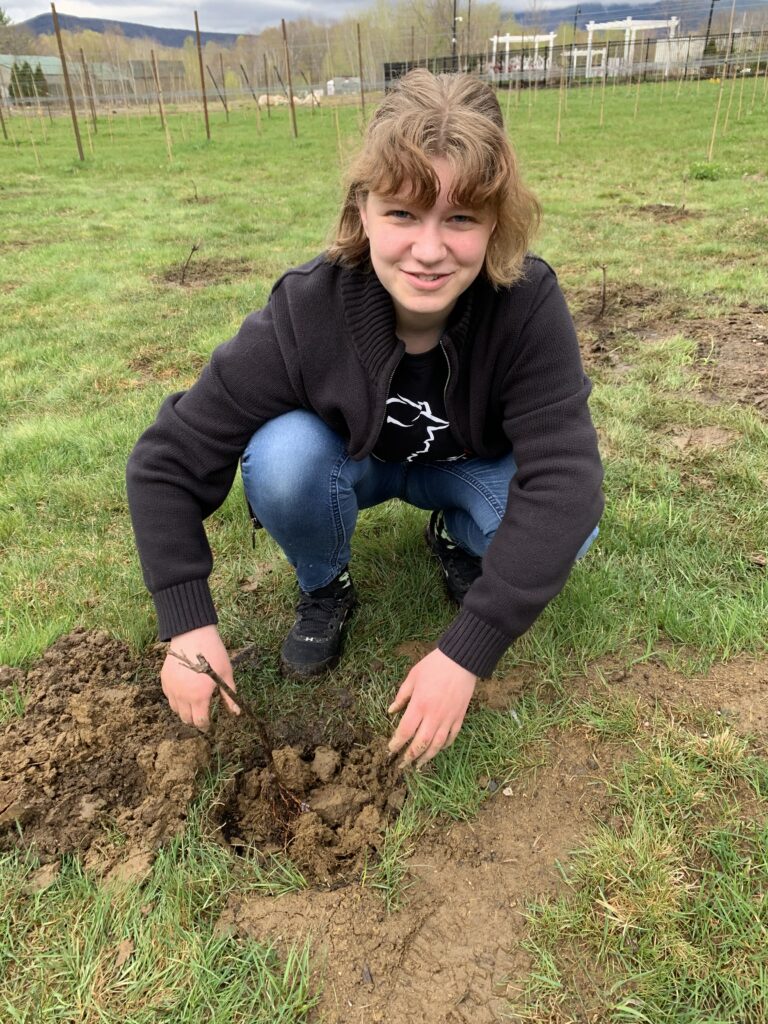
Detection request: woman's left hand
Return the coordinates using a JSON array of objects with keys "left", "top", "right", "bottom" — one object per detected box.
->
[{"left": 387, "top": 648, "right": 477, "bottom": 767}]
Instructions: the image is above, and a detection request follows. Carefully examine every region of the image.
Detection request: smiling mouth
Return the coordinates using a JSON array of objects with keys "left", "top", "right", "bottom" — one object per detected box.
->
[{"left": 403, "top": 271, "right": 451, "bottom": 282}]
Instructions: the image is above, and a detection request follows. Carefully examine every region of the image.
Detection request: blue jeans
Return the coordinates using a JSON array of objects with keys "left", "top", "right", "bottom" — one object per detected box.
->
[{"left": 241, "top": 410, "right": 598, "bottom": 592}]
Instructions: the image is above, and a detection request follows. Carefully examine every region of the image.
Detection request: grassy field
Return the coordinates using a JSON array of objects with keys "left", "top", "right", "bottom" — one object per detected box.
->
[{"left": 1, "top": 78, "right": 767, "bottom": 1021}]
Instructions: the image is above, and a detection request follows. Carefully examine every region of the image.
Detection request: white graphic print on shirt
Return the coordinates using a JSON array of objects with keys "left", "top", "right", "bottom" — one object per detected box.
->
[{"left": 385, "top": 394, "right": 463, "bottom": 463}]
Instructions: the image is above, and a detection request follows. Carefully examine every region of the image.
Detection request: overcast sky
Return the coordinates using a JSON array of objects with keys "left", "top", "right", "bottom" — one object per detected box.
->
[
  {"left": 5, "top": 1, "right": 372, "bottom": 34},
  {"left": 4, "top": 0, "right": 652, "bottom": 34}
]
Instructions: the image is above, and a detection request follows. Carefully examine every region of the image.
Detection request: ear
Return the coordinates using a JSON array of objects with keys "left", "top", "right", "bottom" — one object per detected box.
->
[{"left": 357, "top": 196, "right": 369, "bottom": 238}]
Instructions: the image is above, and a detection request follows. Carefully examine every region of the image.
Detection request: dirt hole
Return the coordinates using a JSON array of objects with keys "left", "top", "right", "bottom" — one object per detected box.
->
[
  {"left": 0, "top": 629, "right": 403, "bottom": 885},
  {"left": 637, "top": 202, "right": 698, "bottom": 222},
  {"left": 156, "top": 256, "right": 252, "bottom": 287}
]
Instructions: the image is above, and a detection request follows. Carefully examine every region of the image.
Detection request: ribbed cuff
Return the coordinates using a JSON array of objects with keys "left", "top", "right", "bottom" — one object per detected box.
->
[
  {"left": 438, "top": 609, "right": 513, "bottom": 678},
  {"left": 153, "top": 580, "right": 218, "bottom": 641}
]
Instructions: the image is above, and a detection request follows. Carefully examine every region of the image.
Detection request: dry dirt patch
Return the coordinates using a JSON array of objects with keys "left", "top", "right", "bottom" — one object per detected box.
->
[
  {"left": 568, "top": 282, "right": 768, "bottom": 416},
  {"left": 636, "top": 203, "right": 699, "bottom": 222},
  {"left": 156, "top": 256, "right": 252, "bottom": 287},
  {"left": 216, "top": 726, "right": 616, "bottom": 1024}
]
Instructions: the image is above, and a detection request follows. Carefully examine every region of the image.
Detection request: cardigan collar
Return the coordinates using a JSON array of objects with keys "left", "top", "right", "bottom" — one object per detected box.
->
[{"left": 340, "top": 263, "right": 478, "bottom": 379}]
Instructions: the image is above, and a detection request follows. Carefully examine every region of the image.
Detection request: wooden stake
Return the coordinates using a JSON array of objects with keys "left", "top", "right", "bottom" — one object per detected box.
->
[
  {"left": 356, "top": 22, "right": 366, "bottom": 123},
  {"left": 150, "top": 49, "right": 166, "bottom": 129},
  {"left": 194, "top": 10, "right": 211, "bottom": 139},
  {"left": 299, "top": 69, "right": 316, "bottom": 114},
  {"left": 79, "top": 48, "right": 98, "bottom": 132},
  {"left": 749, "top": 30, "right": 765, "bottom": 113},
  {"left": 281, "top": 19, "right": 298, "bottom": 138},
  {"left": 29, "top": 70, "right": 49, "bottom": 142},
  {"left": 599, "top": 52, "right": 607, "bottom": 127},
  {"left": 707, "top": 0, "right": 737, "bottom": 162},
  {"left": 0, "top": 103, "right": 8, "bottom": 142},
  {"left": 151, "top": 49, "right": 173, "bottom": 162},
  {"left": 51, "top": 2, "right": 84, "bottom": 161},
  {"left": 263, "top": 55, "right": 271, "bottom": 118},
  {"left": 218, "top": 52, "right": 228, "bottom": 121},
  {"left": 239, "top": 63, "right": 262, "bottom": 132},
  {"left": 206, "top": 65, "right": 229, "bottom": 117}
]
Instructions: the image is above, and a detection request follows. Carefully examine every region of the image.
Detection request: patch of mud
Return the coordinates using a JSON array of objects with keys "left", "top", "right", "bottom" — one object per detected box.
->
[
  {"left": 661, "top": 424, "right": 740, "bottom": 452},
  {"left": 0, "top": 629, "right": 396, "bottom": 884},
  {"left": 636, "top": 203, "right": 699, "bottom": 222},
  {"left": 571, "top": 653, "right": 768, "bottom": 739},
  {"left": 686, "top": 307, "right": 768, "bottom": 413},
  {"left": 567, "top": 282, "right": 768, "bottom": 416},
  {"left": 216, "top": 728, "right": 616, "bottom": 1024},
  {"left": 156, "top": 256, "right": 251, "bottom": 287}
]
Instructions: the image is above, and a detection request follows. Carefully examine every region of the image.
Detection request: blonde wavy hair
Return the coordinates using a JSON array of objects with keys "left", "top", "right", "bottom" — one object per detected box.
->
[{"left": 326, "top": 69, "right": 541, "bottom": 288}]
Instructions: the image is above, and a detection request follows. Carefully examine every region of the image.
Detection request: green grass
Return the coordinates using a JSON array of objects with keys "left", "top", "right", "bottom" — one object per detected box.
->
[
  {"left": 514, "top": 724, "right": 768, "bottom": 1023},
  {"left": 2, "top": 79, "right": 768, "bottom": 1020},
  {"left": 0, "top": 796, "right": 317, "bottom": 1022}
]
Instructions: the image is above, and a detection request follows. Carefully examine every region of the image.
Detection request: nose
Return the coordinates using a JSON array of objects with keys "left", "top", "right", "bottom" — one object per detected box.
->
[{"left": 411, "top": 222, "right": 447, "bottom": 265}]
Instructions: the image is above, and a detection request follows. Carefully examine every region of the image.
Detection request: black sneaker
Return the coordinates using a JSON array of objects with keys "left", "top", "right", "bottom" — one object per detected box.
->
[
  {"left": 280, "top": 569, "right": 357, "bottom": 678},
  {"left": 425, "top": 511, "right": 482, "bottom": 605}
]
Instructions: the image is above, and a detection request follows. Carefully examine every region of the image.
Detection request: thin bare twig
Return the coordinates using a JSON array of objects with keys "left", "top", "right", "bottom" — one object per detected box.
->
[
  {"left": 180, "top": 242, "right": 200, "bottom": 285},
  {"left": 597, "top": 264, "right": 607, "bottom": 319},
  {"left": 168, "top": 648, "right": 303, "bottom": 812}
]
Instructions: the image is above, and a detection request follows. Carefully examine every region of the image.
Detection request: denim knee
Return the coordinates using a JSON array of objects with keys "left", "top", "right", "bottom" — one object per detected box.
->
[{"left": 241, "top": 410, "right": 345, "bottom": 519}]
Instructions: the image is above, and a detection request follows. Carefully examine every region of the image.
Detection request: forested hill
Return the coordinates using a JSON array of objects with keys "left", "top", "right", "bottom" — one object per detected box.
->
[
  {"left": 512, "top": 0, "right": 753, "bottom": 33},
  {"left": 17, "top": 12, "right": 240, "bottom": 47}
]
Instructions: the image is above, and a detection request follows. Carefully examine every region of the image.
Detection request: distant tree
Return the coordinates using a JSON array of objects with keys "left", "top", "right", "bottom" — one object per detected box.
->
[
  {"left": 9, "top": 60, "right": 37, "bottom": 99},
  {"left": 34, "top": 63, "right": 49, "bottom": 97},
  {"left": 0, "top": 7, "right": 12, "bottom": 25}
]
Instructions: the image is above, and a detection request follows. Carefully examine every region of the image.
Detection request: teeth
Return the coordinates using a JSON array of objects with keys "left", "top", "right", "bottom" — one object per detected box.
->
[{"left": 416, "top": 274, "right": 440, "bottom": 281}]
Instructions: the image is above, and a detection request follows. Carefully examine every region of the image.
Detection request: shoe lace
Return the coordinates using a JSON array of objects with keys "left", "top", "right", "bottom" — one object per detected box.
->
[{"left": 295, "top": 593, "right": 347, "bottom": 638}]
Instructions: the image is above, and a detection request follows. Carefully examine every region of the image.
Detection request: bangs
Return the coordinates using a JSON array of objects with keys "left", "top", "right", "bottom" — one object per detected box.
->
[{"left": 363, "top": 132, "right": 508, "bottom": 212}]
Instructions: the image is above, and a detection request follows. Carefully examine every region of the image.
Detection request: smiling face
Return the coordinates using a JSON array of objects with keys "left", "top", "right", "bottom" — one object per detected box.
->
[{"left": 358, "top": 158, "right": 496, "bottom": 348}]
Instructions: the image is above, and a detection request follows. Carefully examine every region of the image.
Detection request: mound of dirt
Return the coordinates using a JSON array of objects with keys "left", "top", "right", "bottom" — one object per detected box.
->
[
  {"left": 0, "top": 629, "right": 402, "bottom": 883},
  {"left": 213, "top": 738, "right": 405, "bottom": 884}
]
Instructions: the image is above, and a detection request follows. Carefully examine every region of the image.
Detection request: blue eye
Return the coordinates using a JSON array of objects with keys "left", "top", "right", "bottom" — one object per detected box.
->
[
  {"left": 451, "top": 214, "right": 475, "bottom": 224},
  {"left": 387, "top": 209, "right": 412, "bottom": 220}
]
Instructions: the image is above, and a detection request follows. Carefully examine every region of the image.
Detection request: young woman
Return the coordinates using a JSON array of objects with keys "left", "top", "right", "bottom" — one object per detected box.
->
[{"left": 127, "top": 70, "right": 603, "bottom": 767}]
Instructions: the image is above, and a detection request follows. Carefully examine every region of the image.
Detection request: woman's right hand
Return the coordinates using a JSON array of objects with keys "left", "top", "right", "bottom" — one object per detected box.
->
[{"left": 161, "top": 624, "right": 240, "bottom": 731}]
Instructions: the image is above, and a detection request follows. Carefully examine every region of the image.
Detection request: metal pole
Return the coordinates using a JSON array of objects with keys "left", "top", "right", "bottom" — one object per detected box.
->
[
  {"left": 570, "top": 6, "right": 581, "bottom": 85},
  {"left": 281, "top": 19, "right": 298, "bottom": 138},
  {"left": 703, "top": 0, "right": 720, "bottom": 67},
  {"left": 194, "top": 10, "right": 210, "bottom": 139},
  {"left": 51, "top": 2, "right": 84, "bottom": 161}
]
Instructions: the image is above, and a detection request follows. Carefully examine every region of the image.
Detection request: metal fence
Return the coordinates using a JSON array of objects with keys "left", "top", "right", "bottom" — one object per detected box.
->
[{"left": 1, "top": 28, "right": 766, "bottom": 116}]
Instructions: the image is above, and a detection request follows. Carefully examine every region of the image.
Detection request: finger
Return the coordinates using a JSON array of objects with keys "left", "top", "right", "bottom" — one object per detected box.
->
[
  {"left": 388, "top": 707, "right": 423, "bottom": 755},
  {"left": 388, "top": 677, "right": 414, "bottom": 715},
  {"left": 190, "top": 705, "right": 210, "bottom": 732},
  {"left": 400, "top": 729, "right": 433, "bottom": 766},
  {"left": 416, "top": 728, "right": 450, "bottom": 768}
]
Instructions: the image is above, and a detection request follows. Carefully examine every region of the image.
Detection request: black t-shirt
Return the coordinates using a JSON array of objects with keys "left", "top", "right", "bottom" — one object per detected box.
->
[{"left": 372, "top": 344, "right": 467, "bottom": 463}]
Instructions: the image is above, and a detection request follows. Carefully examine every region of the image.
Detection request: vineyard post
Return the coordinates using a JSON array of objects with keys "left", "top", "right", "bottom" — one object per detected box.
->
[
  {"left": 194, "top": 10, "right": 211, "bottom": 139},
  {"left": 218, "top": 53, "right": 229, "bottom": 122},
  {"left": 51, "top": 2, "right": 84, "bottom": 161},
  {"left": 281, "top": 19, "right": 298, "bottom": 138},
  {"left": 151, "top": 49, "right": 173, "bottom": 163},
  {"left": 239, "top": 63, "right": 262, "bottom": 131},
  {"left": 79, "top": 48, "right": 98, "bottom": 131},
  {"left": 263, "top": 54, "right": 272, "bottom": 118}
]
